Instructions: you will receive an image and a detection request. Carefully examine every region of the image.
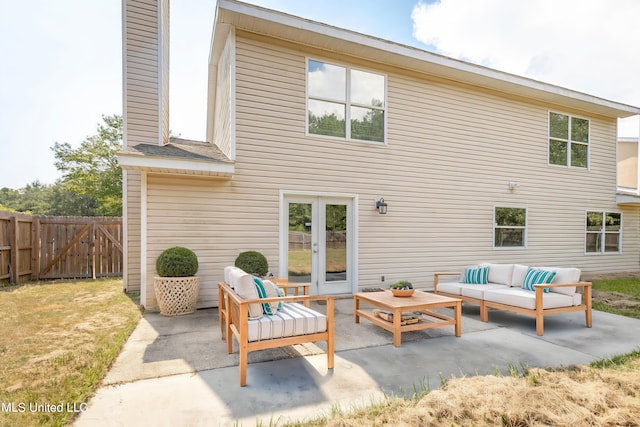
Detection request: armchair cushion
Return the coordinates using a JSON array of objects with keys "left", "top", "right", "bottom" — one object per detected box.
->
[
  {"left": 247, "top": 302, "right": 328, "bottom": 342},
  {"left": 227, "top": 266, "right": 263, "bottom": 319}
]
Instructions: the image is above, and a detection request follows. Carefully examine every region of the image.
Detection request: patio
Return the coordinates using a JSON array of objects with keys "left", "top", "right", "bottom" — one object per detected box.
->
[{"left": 76, "top": 298, "right": 640, "bottom": 426}]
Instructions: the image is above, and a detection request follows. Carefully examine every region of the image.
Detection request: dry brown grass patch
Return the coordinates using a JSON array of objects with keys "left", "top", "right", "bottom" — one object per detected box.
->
[{"left": 319, "top": 360, "right": 640, "bottom": 427}]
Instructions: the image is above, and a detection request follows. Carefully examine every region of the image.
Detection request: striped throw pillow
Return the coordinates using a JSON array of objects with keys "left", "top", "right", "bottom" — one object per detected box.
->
[
  {"left": 522, "top": 268, "right": 556, "bottom": 292},
  {"left": 253, "top": 277, "right": 282, "bottom": 315},
  {"left": 464, "top": 266, "right": 488, "bottom": 284}
]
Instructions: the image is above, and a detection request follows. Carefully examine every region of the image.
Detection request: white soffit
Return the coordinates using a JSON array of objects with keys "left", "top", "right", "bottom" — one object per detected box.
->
[{"left": 118, "top": 153, "right": 234, "bottom": 177}]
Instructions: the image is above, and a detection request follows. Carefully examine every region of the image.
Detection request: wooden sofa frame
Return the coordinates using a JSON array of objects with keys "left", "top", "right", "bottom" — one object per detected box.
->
[
  {"left": 434, "top": 272, "right": 592, "bottom": 336},
  {"left": 218, "top": 281, "right": 335, "bottom": 386}
]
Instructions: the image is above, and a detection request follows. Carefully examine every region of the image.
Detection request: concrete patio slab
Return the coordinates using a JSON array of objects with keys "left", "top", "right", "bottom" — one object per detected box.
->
[{"left": 75, "top": 299, "right": 640, "bottom": 426}]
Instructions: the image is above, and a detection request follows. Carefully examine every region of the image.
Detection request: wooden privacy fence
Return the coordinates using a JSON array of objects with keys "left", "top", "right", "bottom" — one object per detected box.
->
[{"left": 0, "top": 211, "right": 123, "bottom": 285}]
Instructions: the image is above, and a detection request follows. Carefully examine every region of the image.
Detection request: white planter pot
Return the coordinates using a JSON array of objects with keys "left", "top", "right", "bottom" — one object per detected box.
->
[{"left": 153, "top": 276, "right": 200, "bottom": 316}]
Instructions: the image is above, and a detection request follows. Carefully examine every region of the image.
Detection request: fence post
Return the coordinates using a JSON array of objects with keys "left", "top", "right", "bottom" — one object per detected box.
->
[
  {"left": 91, "top": 220, "right": 96, "bottom": 280},
  {"left": 32, "top": 217, "right": 40, "bottom": 281},
  {"left": 10, "top": 215, "right": 18, "bottom": 285}
]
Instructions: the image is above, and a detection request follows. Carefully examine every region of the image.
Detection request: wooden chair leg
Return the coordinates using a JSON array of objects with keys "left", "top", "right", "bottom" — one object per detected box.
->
[
  {"left": 227, "top": 334, "right": 233, "bottom": 354},
  {"left": 327, "top": 298, "right": 335, "bottom": 369},
  {"left": 584, "top": 285, "right": 593, "bottom": 328},
  {"left": 535, "top": 288, "right": 544, "bottom": 336},
  {"left": 239, "top": 343, "right": 248, "bottom": 387},
  {"left": 480, "top": 302, "right": 489, "bottom": 322},
  {"left": 536, "top": 316, "right": 544, "bottom": 336}
]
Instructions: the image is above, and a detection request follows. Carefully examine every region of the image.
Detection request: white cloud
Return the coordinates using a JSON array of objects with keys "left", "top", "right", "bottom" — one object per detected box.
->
[{"left": 411, "top": 0, "right": 640, "bottom": 136}]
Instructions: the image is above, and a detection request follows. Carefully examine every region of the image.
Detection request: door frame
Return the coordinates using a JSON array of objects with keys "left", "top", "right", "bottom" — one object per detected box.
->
[{"left": 279, "top": 190, "right": 358, "bottom": 295}]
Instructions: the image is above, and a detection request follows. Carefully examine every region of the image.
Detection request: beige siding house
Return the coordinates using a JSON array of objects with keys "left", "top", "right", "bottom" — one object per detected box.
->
[{"left": 119, "top": 0, "right": 640, "bottom": 311}]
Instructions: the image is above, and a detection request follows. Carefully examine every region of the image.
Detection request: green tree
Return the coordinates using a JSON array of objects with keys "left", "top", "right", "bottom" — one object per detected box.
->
[
  {"left": 52, "top": 114, "right": 122, "bottom": 216},
  {"left": 16, "top": 180, "right": 51, "bottom": 215},
  {"left": 47, "top": 184, "right": 102, "bottom": 216}
]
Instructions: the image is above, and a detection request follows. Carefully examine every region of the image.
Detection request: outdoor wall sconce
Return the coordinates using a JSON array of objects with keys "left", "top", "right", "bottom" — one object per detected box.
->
[
  {"left": 375, "top": 198, "right": 388, "bottom": 214},
  {"left": 508, "top": 181, "right": 520, "bottom": 192}
]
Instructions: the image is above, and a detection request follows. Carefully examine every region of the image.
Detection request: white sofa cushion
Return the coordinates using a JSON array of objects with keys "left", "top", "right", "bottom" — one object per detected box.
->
[
  {"left": 438, "top": 281, "right": 464, "bottom": 295},
  {"left": 510, "top": 264, "right": 530, "bottom": 287},
  {"left": 224, "top": 265, "right": 236, "bottom": 285},
  {"left": 439, "top": 282, "right": 509, "bottom": 299},
  {"left": 227, "top": 266, "right": 263, "bottom": 319},
  {"left": 536, "top": 267, "right": 580, "bottom": 296},
  {"left": 247, "top": 302, "right": 327, "bottom": 342},
  {"left": 462, "top": 284, "right": 511, "bottom": 300},
  {"left": 487, "top": 263, "right": 514, "bottom": 285},
  {"left": 483, "top": 288, "right": 580, "bottom": 310}
]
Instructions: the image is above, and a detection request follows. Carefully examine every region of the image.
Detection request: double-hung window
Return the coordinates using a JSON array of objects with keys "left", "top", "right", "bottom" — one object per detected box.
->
[
  {"left": 307, "top": 59, "right": 385, "bottom": 143},
  {"left": 549, "top": 112, "right": 589, "bottom": 168},
  {"left": 586, "top": 211, "right": 621, "bottom": 253},
  {"left": 494, "top": 207, "right": 527, "bottom": 248}
]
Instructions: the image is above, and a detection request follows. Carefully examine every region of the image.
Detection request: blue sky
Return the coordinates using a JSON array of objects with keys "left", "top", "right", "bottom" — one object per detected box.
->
[{"left": 1, "top": 0, "right": 639, "bottom": 189}]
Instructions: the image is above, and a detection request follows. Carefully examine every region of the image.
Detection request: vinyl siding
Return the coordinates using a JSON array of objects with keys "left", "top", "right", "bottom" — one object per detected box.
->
[
  {"left": 138, "top": 30, "right": 639, "bottom": 310},
  {"left": 123, "top": 0, "right": 167, "bottom": 146},
  {"left": 123, "top": 169, "right": 142, "bottom": 292},
  {"left": 231, "top": 32, "right": 640, "bottom": 285},
  {"left": 144, "top": 174, "right": 279, "bottom": 309},
  {"left": 618, "top": 141, "right": 638, "bottom": 190},
  {"left": 159, "top": 0, "right": 169, "bottom": 145},
  {"left": 213, "top": 30, "right": 234, "bottom": 158}
]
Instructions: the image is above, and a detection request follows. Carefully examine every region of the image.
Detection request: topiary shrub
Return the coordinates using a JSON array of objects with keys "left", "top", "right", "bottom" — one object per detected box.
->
[
  {"left": 390, "top": 280, "right": 413, "bottom": 290},
  {"left": 156, "top": 247, "right": 199, "bottom": 277},
  {"left": 235, "top": 251, "right": 268, "bottom": 276}
]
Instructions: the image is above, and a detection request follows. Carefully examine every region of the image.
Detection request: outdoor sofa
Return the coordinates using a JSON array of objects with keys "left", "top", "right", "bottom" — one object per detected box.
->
[
  {"left": 218, "top": 266, "right": 334, "bottom": 386},
  {"left": 433, "top": 263, "right": 592, "bottom": 336}
]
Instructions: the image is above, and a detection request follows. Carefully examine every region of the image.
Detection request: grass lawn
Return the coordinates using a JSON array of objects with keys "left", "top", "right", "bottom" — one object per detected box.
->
[
  {"left": 0, "top": 278, "right": 141, "bottom": 427},
  {"left": 592, "top": 277, "right": 640, "bottom": 319}
]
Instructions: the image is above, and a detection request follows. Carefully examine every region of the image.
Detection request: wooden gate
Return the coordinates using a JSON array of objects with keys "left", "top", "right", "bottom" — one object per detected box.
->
[
  {"left": 35, "top": 217, "right": 122, "bottom": 280},
  {"left": 0, "top": 212, "right": 122, "bottom": 284}
]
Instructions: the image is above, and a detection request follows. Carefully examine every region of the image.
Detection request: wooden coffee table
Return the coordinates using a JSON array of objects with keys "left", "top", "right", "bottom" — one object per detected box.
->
[{"left": 354, "top": 290, "right": 462, "bottom": 347}]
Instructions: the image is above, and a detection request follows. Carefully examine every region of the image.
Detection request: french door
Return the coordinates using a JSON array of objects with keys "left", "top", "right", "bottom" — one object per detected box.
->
[{"left": 281, "top": 195, "right": 355, "bottom": 295}]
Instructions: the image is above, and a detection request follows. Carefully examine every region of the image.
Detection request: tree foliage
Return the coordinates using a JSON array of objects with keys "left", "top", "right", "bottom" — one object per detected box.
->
[
  {"left": 52, "top": 114, "right": 123, "bottom": 216},
  {"left": 0, "top": 181, "right": 102, "bottom": 216},
  {"left": 1, "top": 114, "right": 123, "bottom": 216}
]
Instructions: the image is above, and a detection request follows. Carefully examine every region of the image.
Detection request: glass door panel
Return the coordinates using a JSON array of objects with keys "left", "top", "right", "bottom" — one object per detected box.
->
[
  {"left": 288, "top": 202, "right": 312, "bottom": 283},
  {"left": 325, "top": 204, "right": 347, "bottom": 282}
]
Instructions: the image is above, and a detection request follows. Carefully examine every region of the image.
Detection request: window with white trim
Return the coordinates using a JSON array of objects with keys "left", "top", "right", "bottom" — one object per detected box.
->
[
  {"left": 549, "top": 112, "right": 589, "bottom": 168},
  {"left": 307, "top": 59, "right": 385, "bottom": 143},
  {"left": 494, "top": 207, "right": 527, "bottom": 248},
  {"left": 586, "top": 211, "right": 621, "bottom": 253}
]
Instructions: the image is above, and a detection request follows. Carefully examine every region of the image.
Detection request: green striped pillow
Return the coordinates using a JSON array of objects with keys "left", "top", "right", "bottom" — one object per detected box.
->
[
  {"left": 464, "top": 266, "right": 488, "bottom": 284},
  {"left": 522, "top": 268, "right": 555, "bottom": 292},
  {"left": 253, "top": 277, "right": 282, "bottom": 315}
]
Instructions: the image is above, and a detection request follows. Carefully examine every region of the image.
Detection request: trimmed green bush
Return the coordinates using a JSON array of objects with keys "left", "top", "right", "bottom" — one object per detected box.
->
[
  {"left": 390, "top": 280, "right": 413, "bottom": 290},
  {"left": 156, "top": 247, "right": 199, "bottom": 277},
  {"left": 235, "top": 251, "right": 269, "bottom": 276}
]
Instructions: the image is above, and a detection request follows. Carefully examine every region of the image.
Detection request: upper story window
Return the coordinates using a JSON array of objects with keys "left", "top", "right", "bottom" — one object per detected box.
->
[
  {"left": 549, "top": 112, "right": 589, "bottom": 168},
  {"left": 307, "top": 59, "right": 386, "bottom": 143},
  {"left": 494, "top": 207, "right": 527, "bottom": 248},
  {"left": 586, "top": 211, "right": 621, "bottom": 253}
]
